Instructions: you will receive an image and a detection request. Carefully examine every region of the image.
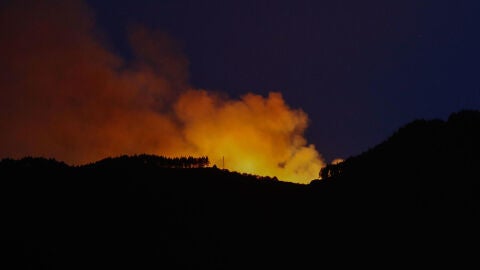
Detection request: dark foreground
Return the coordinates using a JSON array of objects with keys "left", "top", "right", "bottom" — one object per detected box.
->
[{"left": 2, "top": 157, "right": 478, "bottom": 269}]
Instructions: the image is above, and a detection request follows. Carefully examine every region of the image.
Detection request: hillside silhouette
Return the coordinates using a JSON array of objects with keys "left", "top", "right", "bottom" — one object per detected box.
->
[
  {"left": 3, "top": 110, "right": 479, "bottom": 268},
  {"left": 316, "top": 109, "right": 479, "bottom": 214}
]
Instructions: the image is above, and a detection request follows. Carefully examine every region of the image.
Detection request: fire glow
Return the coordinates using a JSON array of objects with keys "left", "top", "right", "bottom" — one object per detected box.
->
[{"left": 0, "top": 0, "right": 325, "bottom": 183}]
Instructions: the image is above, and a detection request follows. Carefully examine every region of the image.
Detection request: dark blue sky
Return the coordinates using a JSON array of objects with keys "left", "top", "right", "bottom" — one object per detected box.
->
[{"left": 86, "top": 0, "right": 480, "bottom": 162}]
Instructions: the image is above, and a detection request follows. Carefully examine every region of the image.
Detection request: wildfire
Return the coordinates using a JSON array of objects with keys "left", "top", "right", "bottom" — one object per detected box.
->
[{"left": 0, "top": 0, "right": 325, "bottom": 183}]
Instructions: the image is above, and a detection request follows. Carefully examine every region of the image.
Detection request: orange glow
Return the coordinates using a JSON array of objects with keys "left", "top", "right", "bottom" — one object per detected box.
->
[
  {"left": 331, "top": 158, "right": 344, "bottom": 165},
  {"left": 0, "top": 0, "right": 325, "bottom": 183},
  {"left": 174, "top": 90, "right": 324, "bottom": 183}
]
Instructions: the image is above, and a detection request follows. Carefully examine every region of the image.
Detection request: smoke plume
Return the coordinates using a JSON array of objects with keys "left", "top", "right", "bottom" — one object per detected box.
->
[{"left": 0, "top": 0, "right": 324, "bottom": 183}]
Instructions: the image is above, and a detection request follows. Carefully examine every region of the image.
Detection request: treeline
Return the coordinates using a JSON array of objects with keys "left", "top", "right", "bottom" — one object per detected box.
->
[
  {"left": 0, "top": 156, "right": 68, "bottom": 168},
  {"left": 84, "top": 154, "right": 210, "bottom": 169},
  {"left": 0, "top": 154, "right": 211, "bottom": 170}
]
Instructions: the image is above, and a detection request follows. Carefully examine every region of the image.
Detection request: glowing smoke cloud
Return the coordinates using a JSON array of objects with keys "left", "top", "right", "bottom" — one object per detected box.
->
[{"left": 0, "top": 0, "right": 324, "bottom": 183}]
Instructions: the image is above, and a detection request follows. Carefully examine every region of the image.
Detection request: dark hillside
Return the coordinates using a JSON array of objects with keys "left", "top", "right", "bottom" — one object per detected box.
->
[{"left": 317, "top": 110, "right": 480, "bottom": 212}]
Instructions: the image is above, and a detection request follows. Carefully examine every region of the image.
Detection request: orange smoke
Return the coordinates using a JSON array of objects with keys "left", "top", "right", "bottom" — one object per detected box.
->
[
  {"left": 175, "top": 90, "right": 324, "bottom": 182},
  {"left": 0, "top": 0, "right": 324, "bottom": 183}
]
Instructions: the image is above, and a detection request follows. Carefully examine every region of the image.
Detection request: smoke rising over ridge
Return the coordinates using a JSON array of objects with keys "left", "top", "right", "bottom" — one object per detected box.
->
[{"left": 0, "top": 0, "right": 324, "bottom": 183}]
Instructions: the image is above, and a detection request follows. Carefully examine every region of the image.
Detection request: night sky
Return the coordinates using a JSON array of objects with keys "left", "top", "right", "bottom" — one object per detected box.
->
[{"left": 85, "top": 0, "right": 480, "bottom": 162}]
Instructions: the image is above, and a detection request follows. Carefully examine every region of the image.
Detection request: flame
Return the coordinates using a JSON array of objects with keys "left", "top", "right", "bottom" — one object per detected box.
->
[
  {"left": 0, "top": 0, "right": 325, "bottom": 183},
  {"left": 331, "top": 158, "right": 344, "bottom": 165}
]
